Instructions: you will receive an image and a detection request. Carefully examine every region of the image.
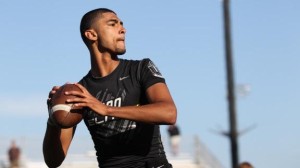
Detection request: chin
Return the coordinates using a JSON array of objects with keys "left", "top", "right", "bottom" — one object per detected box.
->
[{"left": 117, "top": 49, "right": 126, "bottom": 55}]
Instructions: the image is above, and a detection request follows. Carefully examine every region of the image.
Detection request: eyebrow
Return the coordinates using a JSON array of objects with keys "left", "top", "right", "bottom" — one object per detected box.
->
[{"left": 107, "top": 19, "right": 123, "bottom": 25}]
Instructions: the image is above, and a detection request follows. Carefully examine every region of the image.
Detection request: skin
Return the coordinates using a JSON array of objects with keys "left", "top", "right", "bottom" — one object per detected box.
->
[
  {"left": 43, "top": 11, "right": 177, "bottom": 168},
  {"left": 239, "top": 162, "right": 254, "bottom": 168}
]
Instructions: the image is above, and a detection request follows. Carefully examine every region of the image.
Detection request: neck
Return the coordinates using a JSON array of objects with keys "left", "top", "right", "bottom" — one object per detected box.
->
[{"left": 90, "top": 51, "right": 120, "bottom": 78}]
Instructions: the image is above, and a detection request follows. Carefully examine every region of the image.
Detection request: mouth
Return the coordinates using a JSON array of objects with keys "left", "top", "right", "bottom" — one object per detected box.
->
[{"left": 117, "top": 37, "right": 125, "bottom": 42}]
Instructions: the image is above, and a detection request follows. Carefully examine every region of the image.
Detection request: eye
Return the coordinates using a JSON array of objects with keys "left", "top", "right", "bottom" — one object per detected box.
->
[
  {"left": 108, "top": 20, "right": 118, "bottom": 27},
  {"left": 107, "top": 22, "right": 115, "bottom": 26}
]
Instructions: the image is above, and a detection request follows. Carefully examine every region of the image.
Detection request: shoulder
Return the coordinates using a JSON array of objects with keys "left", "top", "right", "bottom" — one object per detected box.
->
[
  {"left": 120, "top": 58, "right": 149, "bottom": 65},
  {"left": 120, "top": 58, "right": 152, "bottom": 73},
  {"left": 78, "top": 71, "right": 91, "bottom": 86},
  {"left": 139, "top": 58, "right": 164, "bottom": 79}
]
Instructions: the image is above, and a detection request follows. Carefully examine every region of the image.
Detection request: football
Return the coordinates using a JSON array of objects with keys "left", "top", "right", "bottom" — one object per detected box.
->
[{"left": 50, "top": 84, "right": 83, "bottom": 128}]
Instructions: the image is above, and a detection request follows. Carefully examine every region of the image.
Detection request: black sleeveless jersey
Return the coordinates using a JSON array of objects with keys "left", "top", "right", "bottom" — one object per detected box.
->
[{"left": 79, "top": 58, "right": 167, "bottom": 168}]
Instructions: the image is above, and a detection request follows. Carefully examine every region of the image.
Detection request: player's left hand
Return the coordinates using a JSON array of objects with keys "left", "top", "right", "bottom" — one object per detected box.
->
[{"left": 65, "top": 83, "right": 108, "bottom": 116}]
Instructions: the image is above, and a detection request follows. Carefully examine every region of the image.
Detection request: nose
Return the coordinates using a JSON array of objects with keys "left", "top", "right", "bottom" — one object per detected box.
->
[{"left": 120, "top": 25, "right": 126, "bottom": 34}]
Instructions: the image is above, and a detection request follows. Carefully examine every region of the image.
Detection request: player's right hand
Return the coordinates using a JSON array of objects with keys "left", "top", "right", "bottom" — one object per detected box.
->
[
  {"left": 46, "top": 85, "right": 61, "bottom": 127},
  {"left": 47, "top": 86, "right": 61, "bottom": 115}
]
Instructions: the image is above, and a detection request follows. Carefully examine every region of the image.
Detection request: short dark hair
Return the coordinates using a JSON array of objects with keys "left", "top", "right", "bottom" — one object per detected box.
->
[
  {"left": 80, "top": 8, "right": 116, "bottom": 45},
  {"left": 239, "top": 162, "right": 253, "bottom": 168}
]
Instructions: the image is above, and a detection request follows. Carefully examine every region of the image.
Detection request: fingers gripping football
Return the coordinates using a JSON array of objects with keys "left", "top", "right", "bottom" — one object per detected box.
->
[
  {"left": 49, "top": 84, "right": 84, "bottom": 128},
  {"left": 65, "top": 83, "right": 108, "bottom": 116}
]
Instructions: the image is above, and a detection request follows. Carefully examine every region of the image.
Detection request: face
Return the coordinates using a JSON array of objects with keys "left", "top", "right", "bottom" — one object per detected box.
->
[{"left": 93, "top": 12, "right": 126, "bottom": 55}]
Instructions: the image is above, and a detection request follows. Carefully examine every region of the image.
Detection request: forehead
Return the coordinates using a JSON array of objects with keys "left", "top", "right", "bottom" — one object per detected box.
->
[{"left": 99, "top": 12, "right": 120, "bottom": 22}]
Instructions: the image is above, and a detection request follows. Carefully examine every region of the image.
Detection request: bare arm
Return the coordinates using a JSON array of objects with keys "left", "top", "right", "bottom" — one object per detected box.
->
[
  {"left": 107, "top": 83, "right": 177, "bottom": 124},
  {"left": 43, "top": 122, "right": 75, "bottom": 168},
  {"left": 68, "top": 83, "right": 177, "bottom": 124},
  {"left": 43, "top": 85, "right": 75, "bottom": 168}
]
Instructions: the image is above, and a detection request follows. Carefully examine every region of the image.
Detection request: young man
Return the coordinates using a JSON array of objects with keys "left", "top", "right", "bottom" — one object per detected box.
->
[
  {"left": 43, "top": 8, "right": 177, "bottom": 168},
  {"left": 8, "top": 140, "right": 21, "bottom": 168},
  {"left": 239, "top": 162, "right": 254, "bottom": 168},
  {"left": 167, "top": 124, "right": 181, "bottom": 156}
]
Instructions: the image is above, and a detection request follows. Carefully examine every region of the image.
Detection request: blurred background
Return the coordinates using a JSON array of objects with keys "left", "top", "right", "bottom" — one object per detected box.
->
[{"left": 0, "top": 0, "right": 299, "bottom": 168}]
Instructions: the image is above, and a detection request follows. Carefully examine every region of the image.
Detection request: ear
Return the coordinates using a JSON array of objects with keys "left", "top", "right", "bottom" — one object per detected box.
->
[{"left": 84, "top": 29, "right": 97, "bottom": 41}]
